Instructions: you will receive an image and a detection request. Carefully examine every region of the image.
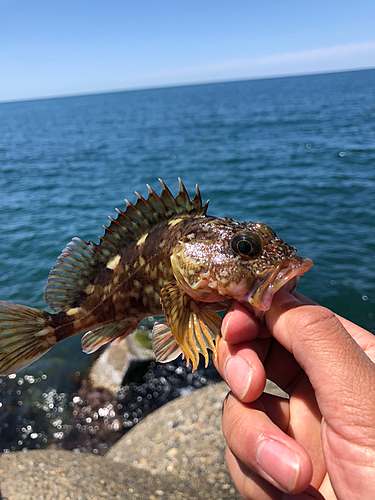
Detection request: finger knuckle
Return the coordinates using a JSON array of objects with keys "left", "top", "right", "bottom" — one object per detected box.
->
[{"left": 291, "top": 305, "right": 339, "bottom": 341}]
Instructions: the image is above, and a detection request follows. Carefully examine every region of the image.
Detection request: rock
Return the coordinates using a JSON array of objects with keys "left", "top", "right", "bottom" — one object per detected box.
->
[
  {"left": 0, "top": 449, "right": 204, "bottom": 500},
  {"left": 106, "top": 379, "right": 287, "bottom": 475},
  {"left": 61, "top": 379, "right": 124, "bottom": 454},
  {"left": 89, "top": 334, "right": 155, "bottom": 393},
  {"left": 0, "top": 382, "right": 241, "bottom": 499},
  {"left": 106, "top": 382, "right": 241, "bottom": 498},
  {"left": 0, "top": 376, "right": 288, "bottom": 499}
]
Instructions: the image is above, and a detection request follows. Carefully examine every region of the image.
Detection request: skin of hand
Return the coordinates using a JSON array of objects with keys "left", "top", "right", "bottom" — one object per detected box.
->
[{"left": 214, "top": 290, "right": 375, "bottom": 500}]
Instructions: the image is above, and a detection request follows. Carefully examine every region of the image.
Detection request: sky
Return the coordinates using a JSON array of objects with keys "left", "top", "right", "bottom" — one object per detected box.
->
[{"left": 1, "top": 0, "right": 375, "bottom": 102}]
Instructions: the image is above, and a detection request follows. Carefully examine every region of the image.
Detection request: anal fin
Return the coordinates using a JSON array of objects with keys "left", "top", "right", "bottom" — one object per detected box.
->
[
  {"left": 152, "top": 319, "right": 183, "bottom": 363},
  {"left": 81, "top": 321, "right": 137, "bottom": 354}
]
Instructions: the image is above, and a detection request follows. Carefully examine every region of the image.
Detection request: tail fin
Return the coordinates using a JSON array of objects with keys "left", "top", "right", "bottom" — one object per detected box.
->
[{"left": 0, "top": 301, "right": 55, "bottom": 375}]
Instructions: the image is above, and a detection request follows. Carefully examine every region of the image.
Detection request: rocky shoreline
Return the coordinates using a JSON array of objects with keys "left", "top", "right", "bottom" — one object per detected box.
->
[
  {"left": 0, "top": 338, "right": 287, "bottom": 499},
  {"left": 0, "top": 383, "right": 241, "bottom": 500}
]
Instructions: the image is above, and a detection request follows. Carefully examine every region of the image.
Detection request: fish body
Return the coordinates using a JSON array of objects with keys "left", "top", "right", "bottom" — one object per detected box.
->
[{"left": 0, "top": 179, "right": 313, "bottom": 375}]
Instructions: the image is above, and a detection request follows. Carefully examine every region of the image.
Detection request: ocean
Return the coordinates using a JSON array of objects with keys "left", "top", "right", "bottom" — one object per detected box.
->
[{"left": 0, "top": 68, "right": 374, "bottom": 453}]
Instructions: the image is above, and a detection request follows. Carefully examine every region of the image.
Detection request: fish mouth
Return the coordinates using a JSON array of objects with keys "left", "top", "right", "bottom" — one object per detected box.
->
[{"left": 246, "top": 256, "right": 313, "bottom": 316}]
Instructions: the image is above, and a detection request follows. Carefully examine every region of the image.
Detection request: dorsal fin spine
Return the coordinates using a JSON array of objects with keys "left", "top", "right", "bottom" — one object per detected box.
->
[
  {"left": 158, "top": 178, "right": 174, "bottom": 198},
  {"left": 178, "top": 177, "right": 188, "bottom": 197},
  {"left": 128, "top": 199, "right": 148, "bottom": 222},
  {"left": 146, "top": 184, "right": 156, "bottom": 197},
  {"left": 99, "top": 234, "right": 118, "bottom": 250},
  {"left": 114, "top": 208, "right": 134, "bottom": 224},
  {"left": 135, "top": 192, "right": 149, "bottom": 211},
  {"left": 146, "top": 184, "right": 168, "bottom": 214},
  {"left": 104, "top": 224, "right": 122, "bottom": 242},
  {"left": 192, "top": 184, "right": 203, "bottom": 206}
]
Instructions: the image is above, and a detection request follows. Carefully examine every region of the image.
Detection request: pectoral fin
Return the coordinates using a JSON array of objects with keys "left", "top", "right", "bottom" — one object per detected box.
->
[{"left": 155, "top": 281, "right": 222, "bottom": 370}]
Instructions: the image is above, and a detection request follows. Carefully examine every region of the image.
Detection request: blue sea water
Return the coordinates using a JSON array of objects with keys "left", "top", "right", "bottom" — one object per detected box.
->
[{"left": 0, "top": 68, "right": 374, "bottom": 452}]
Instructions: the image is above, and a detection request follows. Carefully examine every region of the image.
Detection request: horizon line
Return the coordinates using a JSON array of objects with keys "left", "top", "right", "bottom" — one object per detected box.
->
[{"left": 1, "top": 66, "right": 374, "bottom": 105}]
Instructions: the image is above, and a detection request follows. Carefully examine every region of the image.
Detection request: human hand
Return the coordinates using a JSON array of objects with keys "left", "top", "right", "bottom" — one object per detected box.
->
[{"left": 215, "top": 291, "right": 375, "bottom": 499}]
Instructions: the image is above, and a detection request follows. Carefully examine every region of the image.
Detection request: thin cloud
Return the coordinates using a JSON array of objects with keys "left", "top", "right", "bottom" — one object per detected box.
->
[
  {"left": 140, "top": 41, "right": 375, "bottom": 81},
  {"left": 245, "top": 41, "right": 375, "bottom": 67}
]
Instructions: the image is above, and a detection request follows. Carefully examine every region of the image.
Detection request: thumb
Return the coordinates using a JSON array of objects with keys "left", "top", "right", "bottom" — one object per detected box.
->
[{"left": 265, "top": 290, "right": 375, "bottom": 433}]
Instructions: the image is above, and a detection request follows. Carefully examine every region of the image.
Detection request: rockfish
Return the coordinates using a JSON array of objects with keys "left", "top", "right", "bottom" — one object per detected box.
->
[{"left": 0, "top": 179, "right": 313, "bottom": 375}]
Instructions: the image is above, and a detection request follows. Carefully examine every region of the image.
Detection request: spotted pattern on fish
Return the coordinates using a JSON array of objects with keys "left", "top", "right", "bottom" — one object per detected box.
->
[{"left": 0, "top": 179, "right": 313, "bottom": 375}]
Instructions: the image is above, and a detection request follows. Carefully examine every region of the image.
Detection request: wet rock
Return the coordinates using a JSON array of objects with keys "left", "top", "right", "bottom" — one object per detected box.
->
[
  {"left": 0, "top": 379, "right": 288, "bottom": 499},
  {"left": 61, "top": 379, "right": 123, "bottom": 455},
  {"left": 60, "top": 356, "right": 222, "bottom": 455},
  {"left": 0, "top": 373, "right": 74, "bottom": 453},
  {"left": 0, "top": 382, "right": 241, "bottom": 500}
]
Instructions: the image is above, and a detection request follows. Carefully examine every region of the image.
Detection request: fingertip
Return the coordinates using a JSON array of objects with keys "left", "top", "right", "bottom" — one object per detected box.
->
[
  {"left": 223, "top": 355, "right": 253, "bottom": 400},
  {"left": 257, "top": 439, "right": 312, "bottom": 494},
  {"left": 223, "top": 353, "right": 266, "bottom": 402},
  {"left": 216, "top": 339, "right": 266, "bottom": 402},
  {"left": 222, "top": 302, "right": 260, "bottom": 343}
]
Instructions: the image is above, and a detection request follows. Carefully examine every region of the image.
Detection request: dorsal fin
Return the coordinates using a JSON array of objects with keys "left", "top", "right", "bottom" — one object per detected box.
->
[
  {"left": 44, "top": 179, "right": 208, "bottom": 312},
  {"left": 98, "top": 178, "right": 208, "bottom": 255}
]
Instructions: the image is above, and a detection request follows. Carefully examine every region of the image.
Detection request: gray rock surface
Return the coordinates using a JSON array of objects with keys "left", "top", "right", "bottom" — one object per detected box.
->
[
  {"left": 0, "top": 382, "right": 241, "bottom": 500},
  {"left": 0, "top": 379, "right": 287, "bottom": 499},
  {"left": 107, "top": 382, "right": 240, "bottom": 497},
  {"left": 0, "top": 449, "right": 205, "bottom": 500}
]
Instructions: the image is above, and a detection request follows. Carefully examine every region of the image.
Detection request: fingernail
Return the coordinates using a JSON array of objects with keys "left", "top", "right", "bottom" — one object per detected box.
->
[
  {"left": 224, "top": 356, "right": 252, "bottom": 399},
  {"left": 257, "top": 440, "right": 301, "bottom": 492},
  {"left": 221, "top": 311, "right": 233, "bottom": 339}
]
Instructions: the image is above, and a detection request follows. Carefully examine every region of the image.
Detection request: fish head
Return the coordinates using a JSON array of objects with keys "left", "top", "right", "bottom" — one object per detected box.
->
[{"left": 170, "top": 217, "right": 313, "bottom": 316}]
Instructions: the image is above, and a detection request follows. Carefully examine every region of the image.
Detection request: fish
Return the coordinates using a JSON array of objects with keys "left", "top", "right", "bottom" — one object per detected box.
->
[{"left": 0, "top": 179, "right": 313, "bottom": 376}]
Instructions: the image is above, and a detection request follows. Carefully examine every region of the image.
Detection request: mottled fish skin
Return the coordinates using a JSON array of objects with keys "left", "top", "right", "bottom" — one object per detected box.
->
[
  {"left": 0, "top": 179, "right": 313, "bottom": 375},
  {"left": 49, "top": 217, "right": 210, "bottom": 341}
]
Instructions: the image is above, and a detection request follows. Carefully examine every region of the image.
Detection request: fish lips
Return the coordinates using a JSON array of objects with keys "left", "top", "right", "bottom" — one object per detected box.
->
[{"left": 246, "top": 256, "right": 314, "bottom": 315}]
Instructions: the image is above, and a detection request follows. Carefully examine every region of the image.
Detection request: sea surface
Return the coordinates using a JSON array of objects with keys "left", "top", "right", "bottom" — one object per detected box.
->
[{"left": 0, "top": 68, "right": 374, "bottom": 453}]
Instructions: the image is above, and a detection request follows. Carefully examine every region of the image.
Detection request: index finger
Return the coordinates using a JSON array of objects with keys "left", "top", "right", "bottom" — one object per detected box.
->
[
  {"left": 221, "top": 293, "right": 316, "bottom": 345},
  {"left": 265, "top": 290, "right": 375, "bottom": 428}
]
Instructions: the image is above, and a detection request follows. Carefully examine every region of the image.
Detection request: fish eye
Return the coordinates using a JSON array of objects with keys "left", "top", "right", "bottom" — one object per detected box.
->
[{"left": 231, "top": 232, "right": 262, "bottom": 258}]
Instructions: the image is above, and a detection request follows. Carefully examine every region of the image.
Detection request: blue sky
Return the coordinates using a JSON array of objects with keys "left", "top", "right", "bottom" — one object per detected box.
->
[{"left": 1, "top": 0, "right": 375, "bottom": 102}]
